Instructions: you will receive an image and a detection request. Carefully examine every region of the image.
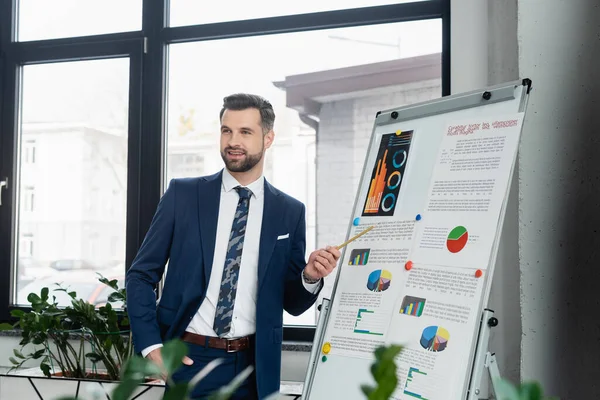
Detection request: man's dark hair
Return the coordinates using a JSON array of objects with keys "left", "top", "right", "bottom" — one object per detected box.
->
[{"left": 219, "top": 93, "right": 275, "bottom": 133}]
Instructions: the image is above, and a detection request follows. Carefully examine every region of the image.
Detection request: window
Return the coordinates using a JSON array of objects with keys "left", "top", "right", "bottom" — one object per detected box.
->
[
  {"left": 0, "top": 0, "right": 449, "bottom": 337},
  {"left": 23, "top": 140, "right": 36, "bottom": 164},
  {"left": 22, "top": 186, "right": 35, "bottom": 212},
  {"left": 166, "top": 19, "right": 442, "bottom": 326},
  {"left": 17, "top": 0, "right": 143, "bottom": 41},
  {"left": 13, "top": 59, "right": 130, "bottom": 307},
  {"left": 166, "top": 153, "right": 205, "bottom": 182},
  {"left": 170, "top": 0, "right": 429, "bottom": 26},
  {"left": 19, "top": 234, "right": 34, "bottom": 258}
]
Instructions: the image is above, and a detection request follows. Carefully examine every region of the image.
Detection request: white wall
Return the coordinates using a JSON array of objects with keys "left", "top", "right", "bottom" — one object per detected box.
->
[
  {"left": 454, "top": 1, "right": 600, "bottom": 398},
  {"left": 450, "top": 0, "right": 522, "bottom": 394},
  {"left": 518, "top": 1, "right": 600, "bottom": 397}
]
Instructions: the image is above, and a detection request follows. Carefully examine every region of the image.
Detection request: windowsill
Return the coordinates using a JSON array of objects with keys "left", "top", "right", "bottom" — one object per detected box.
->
[
  {"left": 281, "top": 341, "right": 312, "bottom": 352},
  {"left": 0, "top": 329, "right": 313, "bottom": 352}
]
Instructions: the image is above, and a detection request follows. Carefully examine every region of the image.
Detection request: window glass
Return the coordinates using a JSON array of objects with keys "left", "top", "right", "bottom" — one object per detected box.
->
[
  {"left": 17, "top": 0, "right": 142, "bottom": 41},
  {"left": 16, "top": 59, "right": 130, "bottom": 307},
  {"left": 170, "top": 0, "right": 429, "bottom": 26},
  {"left": 166, "top": 19, "right": 442, "bottom": 326}
]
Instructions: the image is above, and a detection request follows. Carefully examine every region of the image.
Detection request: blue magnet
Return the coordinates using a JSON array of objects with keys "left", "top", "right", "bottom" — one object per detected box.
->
[
  {"left": 353, "top": 217, "right": 360, "bottom": 226},
  {"left": 416, "top": 214, "right": 422, "bottom": 221}
]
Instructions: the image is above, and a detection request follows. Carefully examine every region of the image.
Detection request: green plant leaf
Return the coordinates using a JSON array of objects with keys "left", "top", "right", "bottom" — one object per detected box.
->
[
  {"left": 360, "top": 383, "right": 375, "bottom": 397},
  {"left": 111, "top": 376, "right": 145, "bottom": 400},
  {"left": 163, "top": 383, "right": 189, "bottom": 400},
  {"left": 0, "top": 323, "right": 14, "bottom": 331},
  {"left": 494, "top": 378, "right": 520, "bottom": 400},
  {"left": 519, "top": 382, "right": 543, "bottom": 400},
  {"left": 120, "top": 355, "right": 163, "bottom": 379},
  {"left": 27, "top": 293, "right": 41, "bottom": 305},
  {"left": 189, "top": 358, "right": 224, "bottom": 388},
  {"left": 108, "top": 292, "right": 123, "bottom": 303},
  {"left": 13, "top": 349, "right": 25, "bottom": 359},
  {"left": 97, "top": 274, "right": 119, "bottom": 290},
  {"left": 86, "top": 352, "right": 103, "bottom": 363},
  {"left": 40, "top": 362, "right": 51, "bottom": 377},
  {"left": 364, "top": 344, "right": 403, "bottom": 400},
  {"left": 9, "top": 357, "right": 19, "bottom": 365},
  {"left": 161, "top": 339, "right": 188, "bottom": 376},
  {"left": 206, "top": 365, "right": 254, "bottom": 400},
  {"left": 10, "top": 309, "right": 25, "bottom": 318},
  {"left": 31, "top": 349, "right": 46, "bottom": 359},
  {"left": 41, "top": 287, "right": 49, "bottom": 302}
]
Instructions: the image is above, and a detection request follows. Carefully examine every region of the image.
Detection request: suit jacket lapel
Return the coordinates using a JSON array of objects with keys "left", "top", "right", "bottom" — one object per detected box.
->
[
  {"left": 258, "top": 180, "right": 284, "bottom": 291},
  {"left": 198, "top": 171, "right": 222, "bottom": 288}
]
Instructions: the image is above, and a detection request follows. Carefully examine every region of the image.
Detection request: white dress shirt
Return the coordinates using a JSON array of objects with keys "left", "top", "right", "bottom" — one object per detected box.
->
[{"left": 142, "top": 170, "right": 320, "bottom": 357}]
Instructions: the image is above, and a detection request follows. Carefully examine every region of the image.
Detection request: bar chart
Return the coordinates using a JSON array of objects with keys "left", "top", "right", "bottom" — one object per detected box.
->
[
  {"left": 348, "top": 248, "right": 370, "bottom": 266},
  {"left": 399, "top": 295, "right": 426, "bottom": 317},
  {"left": 353, "top": 308, "right": 386, "bottom": 336}
]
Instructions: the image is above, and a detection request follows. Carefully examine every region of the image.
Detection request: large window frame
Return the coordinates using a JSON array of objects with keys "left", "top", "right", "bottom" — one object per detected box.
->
[{"left": 0, "top": 0, "right": 450, "bottom": 342}]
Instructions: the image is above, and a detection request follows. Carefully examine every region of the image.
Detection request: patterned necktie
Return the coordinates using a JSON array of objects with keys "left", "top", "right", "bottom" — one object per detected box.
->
[{"left": 213, "top": 186, "right": 252, "bottom": 337}]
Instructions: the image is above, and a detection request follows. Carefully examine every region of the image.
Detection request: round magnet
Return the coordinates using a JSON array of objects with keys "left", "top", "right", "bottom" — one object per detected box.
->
[
  {"left": 322, "top": 355, "right": 327, "bottom": 362},
  {"left": 416, "top": 214, "right": 422, "bottom": 221},
  {"left": 322, "top": 342, "right": 331, "bottom": 354},
  {"left": 395, "top": 130, "right": 402, "bottom": 136},
  {"left": 353, "top": 217, "right": 360, "bottom": 226},
  {"left": 475, "top": 269, "right": 483, "bottom": 278},
  {"left": 405, "top": 261, "right": 413, "bottom": 271}
]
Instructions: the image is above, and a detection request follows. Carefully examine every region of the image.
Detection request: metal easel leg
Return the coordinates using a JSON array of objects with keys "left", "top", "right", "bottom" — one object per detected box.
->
[
  {"left": 466, "top": 309, "right": 500, "bottom": 400},
  {"left": 486, "top": 352, "right": 501, "bottom": 399},
  {"left": 301, "top": 298, "right": 331, "bottom": 399}
]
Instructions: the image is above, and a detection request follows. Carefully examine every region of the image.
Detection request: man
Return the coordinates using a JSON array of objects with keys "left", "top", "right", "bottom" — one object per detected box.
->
[{"left": 126, "top": 93, "right": 341, "bottom": 399}]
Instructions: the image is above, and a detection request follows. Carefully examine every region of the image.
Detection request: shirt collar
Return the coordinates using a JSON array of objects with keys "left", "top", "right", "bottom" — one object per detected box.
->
[{"left": 221, "top": 168, "right": 264, "bottom": 199}]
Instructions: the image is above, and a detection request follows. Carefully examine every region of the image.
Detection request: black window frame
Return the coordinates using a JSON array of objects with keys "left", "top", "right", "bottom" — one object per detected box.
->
[{"left": 0, "top": 0, "right": 450, "bottom": 343}]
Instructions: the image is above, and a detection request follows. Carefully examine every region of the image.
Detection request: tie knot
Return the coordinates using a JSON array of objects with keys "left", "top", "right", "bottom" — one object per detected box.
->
[{"left": 235, "top": 186, "right": 252, "bottom": 200}]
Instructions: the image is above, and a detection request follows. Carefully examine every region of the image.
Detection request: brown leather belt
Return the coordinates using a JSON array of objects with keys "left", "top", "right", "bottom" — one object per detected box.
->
[{"left": 181, "top": 332, "right": 252, "bottom": 353}]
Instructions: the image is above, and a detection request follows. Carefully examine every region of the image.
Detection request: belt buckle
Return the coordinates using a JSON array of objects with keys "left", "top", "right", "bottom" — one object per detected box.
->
[{"left": 225, "top": 339, "right": 236, "bottom": 353}]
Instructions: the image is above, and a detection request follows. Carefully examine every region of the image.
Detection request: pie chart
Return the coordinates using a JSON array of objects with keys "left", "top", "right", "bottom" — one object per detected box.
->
[
  {"left": 366, "top": 269, "right": 392, "bottom": 292},
  {"left": 447, "top": 226, "right": 468, "bottom": 253},
  {"left": 420, "top": 326, "right": 450, "bottom": 352}
]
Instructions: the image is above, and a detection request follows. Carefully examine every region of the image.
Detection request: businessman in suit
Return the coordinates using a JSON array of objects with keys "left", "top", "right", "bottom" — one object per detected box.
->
[{"left": 126, "top": 93, "right": 341, "bottom": 399}]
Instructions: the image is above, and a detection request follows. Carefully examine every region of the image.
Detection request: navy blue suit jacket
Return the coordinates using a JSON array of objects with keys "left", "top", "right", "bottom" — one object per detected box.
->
[{"left": 126, "top": 170, "right": 321, "bottom": 398}]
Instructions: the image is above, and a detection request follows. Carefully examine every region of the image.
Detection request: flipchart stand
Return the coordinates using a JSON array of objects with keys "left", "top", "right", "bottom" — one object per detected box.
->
[
  {"left": 302, "top": 298, "right": 331, "bottom": 398},
  {"left": 302, "top": 301, "right": 502, "bottom": 400},
  {"left": 301, "top": 80, "right": 532, "bottom": 400},
  {"left": 466, "top": 309, "right": 502, "bottom": 400}
]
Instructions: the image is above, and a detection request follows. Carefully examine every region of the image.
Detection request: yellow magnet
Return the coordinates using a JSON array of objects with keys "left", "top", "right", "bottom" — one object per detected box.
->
[
  {"left": 322, "top": 342, "right": 331, "bottom": 354},
  {"left": 395, "top": 130, "right": 402, "bottom": 136}
]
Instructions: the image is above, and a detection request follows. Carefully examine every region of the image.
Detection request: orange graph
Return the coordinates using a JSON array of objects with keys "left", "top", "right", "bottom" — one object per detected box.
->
[{"left": 364, "top": 149, "right": 388, "bottom": 214}]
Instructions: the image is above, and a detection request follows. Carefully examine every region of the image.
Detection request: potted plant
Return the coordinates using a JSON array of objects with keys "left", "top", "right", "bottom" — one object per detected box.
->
[{"left": 0, "top": 275, "right": 163, "bottom": 399}]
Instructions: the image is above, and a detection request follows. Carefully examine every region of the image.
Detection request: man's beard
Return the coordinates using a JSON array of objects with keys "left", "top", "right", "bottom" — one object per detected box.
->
[{"left": 221, "top": 146, "right": 264, "bottom": 173}]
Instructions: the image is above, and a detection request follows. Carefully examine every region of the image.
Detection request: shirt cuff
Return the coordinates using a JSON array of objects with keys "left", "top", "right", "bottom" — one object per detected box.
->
[
  {"left": 141, "top": 343, "right": 163, "bottom": 358},
  {"left": 301, "top": 274, "right": 322, "bottom": 294}
]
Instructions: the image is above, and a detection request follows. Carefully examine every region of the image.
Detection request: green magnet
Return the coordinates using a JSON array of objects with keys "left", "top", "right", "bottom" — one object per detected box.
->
[{"left": 321, "top": 355, "right": 327, "bottom": 362}]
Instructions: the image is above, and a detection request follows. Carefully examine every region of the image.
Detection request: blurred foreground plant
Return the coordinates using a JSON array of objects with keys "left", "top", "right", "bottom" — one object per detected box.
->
[
  {"left": 361, "top": 344, "right": 404, "bottom": 400},
  {"left": 56, "top": 339, "right": 276, "bottom": 400},
  {"left": 494, "top": 379, "right": 559, "bottom": 400},
  {"left": 0, "top": 274, "right": 130, "bottom": 380}
]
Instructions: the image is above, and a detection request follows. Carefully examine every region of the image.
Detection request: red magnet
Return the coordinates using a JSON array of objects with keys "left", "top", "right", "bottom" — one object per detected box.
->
[
  {"left": 405, "top": 261, "right": 413, "bottom": 271},
  {"left": 475, "top": 269, "right": 483, "bottom": 278}
]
